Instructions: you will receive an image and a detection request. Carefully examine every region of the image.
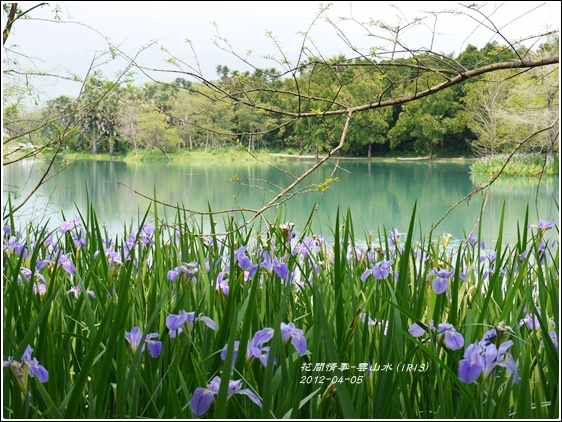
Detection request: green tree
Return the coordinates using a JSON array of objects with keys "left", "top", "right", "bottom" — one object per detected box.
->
[
  {"left": 80, "top": 73, "right": 121, "bottom": 155},
  {"left": 389, "top": 80, "right": 466, "bottom": 158},
  {"left": 136, "top": 110, "right": 182, "bottom": 158}
]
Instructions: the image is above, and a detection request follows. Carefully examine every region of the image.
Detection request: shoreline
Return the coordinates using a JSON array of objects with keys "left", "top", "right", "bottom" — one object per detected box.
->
[
  {"left": 268, "top": 153, "right": 474, "bottom": 163},
  {"left": 14, "top": 148, "right": 476, "bottom": 164}
]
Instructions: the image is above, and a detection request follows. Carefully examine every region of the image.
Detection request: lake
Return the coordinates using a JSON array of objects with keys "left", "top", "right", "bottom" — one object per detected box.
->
[{"left": 2, "top": 158, "right": 559, "bottom": 247}]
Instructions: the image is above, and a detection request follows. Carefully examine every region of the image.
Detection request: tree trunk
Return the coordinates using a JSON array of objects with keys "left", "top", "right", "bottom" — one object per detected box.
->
[
  {"left": 367, "top": 143, "right": 372, "bottom": 160},
  {"left": 92, "top": 129, "right": 97, "bottom": 155},
  {"left": 546, "top": 95, "right": 555, "bottom": 165}
]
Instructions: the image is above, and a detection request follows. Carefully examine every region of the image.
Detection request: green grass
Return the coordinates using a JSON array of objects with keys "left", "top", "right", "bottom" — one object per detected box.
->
[
  {"left": 471, "top": 153, "right": 559, "bottom": 177},
  {"left": 2, "top": 201, "right": 559, "bottom": 419},
  {"left": 57, "top": 146, "right": 477, "bottom": 165}
]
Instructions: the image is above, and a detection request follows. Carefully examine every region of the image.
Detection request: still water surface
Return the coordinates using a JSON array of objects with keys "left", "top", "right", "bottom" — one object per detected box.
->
[{"left": 3, "top": 159, "right": 559, "bottom": 246}]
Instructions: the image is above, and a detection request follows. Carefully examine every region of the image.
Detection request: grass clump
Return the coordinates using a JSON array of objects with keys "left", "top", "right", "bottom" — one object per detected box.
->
[{"left": 470, "top": 153, "right": 559, "bottom": 177}]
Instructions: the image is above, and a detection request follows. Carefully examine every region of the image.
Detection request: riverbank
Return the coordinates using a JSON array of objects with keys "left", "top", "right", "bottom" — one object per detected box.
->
[
  {"left": 17, "top": 147, "right": 557, "bottom": 176},
  {"left": 57, "top": 148, "right": 475, "bottom": 165}
]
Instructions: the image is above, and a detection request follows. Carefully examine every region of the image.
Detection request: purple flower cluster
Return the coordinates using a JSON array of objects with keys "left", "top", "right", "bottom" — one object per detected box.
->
[
  {"left": 167, "top": 262, "right": 198, "bottom": 283},
  {"left": 166, "top": 310, "right": 217, "bottom": 338},
  {"left": 458, "top": 328, "right": 519, "bottom": 384},
  {"left": 37, "top": 251, "right": 75, "bottom": 276},
  {"left": 234, "top": 245, "right": 258, "bottom": 279},
  {"left": 19, "top": 267, "right": 47, "bottom": 295},
  {"left": 221, "top": 327, "right": 274, "bottom": 368},
  {"left": 260, "top": 250, "right": 289, "bottom": 280},
  {"left": 361, "top": 259, "right": 396, "bottom": 281},
  {"left": 3, "top": 235, "right": 29, "bottom": 259},
  {"left": 221, "top": 322, "right": 307, "bottom": 368},
  {"left": 409, "top": 321, "right": 464, "bottom": 350}
]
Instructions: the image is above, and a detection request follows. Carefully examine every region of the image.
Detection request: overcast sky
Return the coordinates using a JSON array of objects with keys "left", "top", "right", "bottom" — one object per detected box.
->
[{"left": 2, "top": 1, "right": 560, "bottom": 103}]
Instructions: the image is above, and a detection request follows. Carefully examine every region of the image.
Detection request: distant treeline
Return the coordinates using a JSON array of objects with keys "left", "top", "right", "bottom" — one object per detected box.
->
[{"left": 4, "top": 38, "right": 559, "bottom": 160}]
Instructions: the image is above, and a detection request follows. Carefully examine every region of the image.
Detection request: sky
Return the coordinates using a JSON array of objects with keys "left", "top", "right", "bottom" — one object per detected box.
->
[{"left": 2, "top": 1, "right": 560, "bottom": 103}]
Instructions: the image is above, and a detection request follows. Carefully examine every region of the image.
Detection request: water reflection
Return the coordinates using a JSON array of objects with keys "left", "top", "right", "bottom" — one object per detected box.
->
[{"left": 3, "top": 159, "right": 558, "bottom": 246}]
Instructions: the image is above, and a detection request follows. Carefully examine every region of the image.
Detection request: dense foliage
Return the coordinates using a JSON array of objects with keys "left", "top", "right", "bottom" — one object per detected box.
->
[
  {"left": 2, "top": 202, "right": 559, "bottom": 418},
  {"left": 4, "top": 38, "right": 559, "bottom": 161}
]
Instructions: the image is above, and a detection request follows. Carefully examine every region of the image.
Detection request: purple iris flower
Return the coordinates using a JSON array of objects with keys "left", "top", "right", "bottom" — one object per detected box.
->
[
  {"left": 409, "top": 321, "right": 463, "bottom": 350},
  {"left": 3, "top": 236, "right": 29, "bottom": 258},
  {"left": 38, "top": 252, "right": 75, "bottom": 276},
  {"left": 124, "top": 234, "right": 137, "bottom": 257},
  {"left": 221, "top": 327, "right": 275, "bottom": 367},
  {"left": 22, "top": 345, "right": 49, "bottom": 383},
  {"left": 464, "top": 233, "right": 478, "bottom": 253},
  {"left": 458, "top": 332, "right": 519, "bottom": 384},
  {"left": 247, "top": 328, "right": 275, "bottom": 366},
  {"left": 190, "top": 376, "right": 262, "bottom": 416},
  {"left": 221, "top": 340, "right": 241, "bottom": 364},
  {"left": 427, "top": 268, "right": 454, "bottom": 294},
  {"left": 260, "top": 251, "right": 289, "bottom": 279},
  {"left": 21, "top": 268, "right": 33, "bottom": 280},
  {"left": 388, "top": 229, "right": 405, "bottom": 247},
  {"left": 139, "top": 224, "right": 155, "bottom": 248},
  {"left": 59, "top": 217, "right": 81, "bottom": 233},
  {"left": 58, "top": 254, "right": 75, "bottom": 276},
  {"left": 293, "top": 237, "right": 321, "bottom": 257},
  {"left": 361, "top": 314, "right": 389, "bottom": 335},
  {"left": 18, "top": 267, "right": 46, "bottom": 295},
  {"left": 541, "top": 331, "right": 558, "bottom": 352},
  {"left": 167, "top": 262, "right": 198, "bottom": 283},
  {"left": 234, "top": 245, "right": 254, "bottom": 271},
  {"left": 519, "top": 308, "right": 541, "bottom": 330},
  {"left": 67, "top": 282, "right": 96, "bottom": 299},
  {"left": 528, "top": 220, "right": 557, "bottom": 234},
  {"left": 4, "top": 345, "right": 49, "bottom": 386},
  {"left": 125, "top": 326, "right": 162, "bottom": 358},
  {"left": 280, "top": 322, "right": 307, "bottom": 355},
  {"left": 106, "top": 250, "right": 123, "bottom": 268},
  {"left": 480, "top": 251, "right": 496, "bottom": 264},
  {"left": 216, "top": 271, "right": 230, "bottom": 295},
  {"left": 72, "top": 231, "right": 86, "bottom": 248},
  {"left": 361, "top": 259, "right": 395, "bottom": 281},
  {"left": 33, "top": 282, "right": 47, "bottom": 295},
  {"left": 272, "top": 256, "right": 289, "bottom": 279},
  {"left": 166, "top": 310, "right": 217, "bottom": 338},
  {"left": 408, "top": 322, "right": 430, "bottom": 338},
  {"left": 436, "top": 323, "right": 465, "bottom": 350}
]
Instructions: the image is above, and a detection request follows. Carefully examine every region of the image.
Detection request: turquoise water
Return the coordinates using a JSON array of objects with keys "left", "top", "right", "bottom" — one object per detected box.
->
[{"left": 3, "top": 158, "right": 559, "bottom": 246}]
